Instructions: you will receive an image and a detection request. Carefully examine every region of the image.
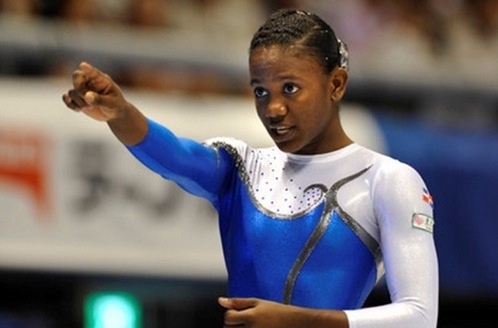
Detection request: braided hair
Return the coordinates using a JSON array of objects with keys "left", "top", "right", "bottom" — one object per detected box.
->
[{"left": 250, "top": 8, "right": 349, "bottom": 74}]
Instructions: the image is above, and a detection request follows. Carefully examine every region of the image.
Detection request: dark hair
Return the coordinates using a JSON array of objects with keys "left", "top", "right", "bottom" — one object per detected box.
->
[{"left": 249, "top": 8, "right": 348, "bottom": 74}]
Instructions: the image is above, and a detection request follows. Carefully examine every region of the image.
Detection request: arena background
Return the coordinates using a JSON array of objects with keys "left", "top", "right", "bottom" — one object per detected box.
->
[{"left": 1, "top": 1, "right": 497, "bottom": 327}]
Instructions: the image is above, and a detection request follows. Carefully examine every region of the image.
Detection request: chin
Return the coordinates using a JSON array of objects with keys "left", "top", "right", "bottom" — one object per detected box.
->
[{"left": 274, "top": 142, "right": 301, "bottom": 154}]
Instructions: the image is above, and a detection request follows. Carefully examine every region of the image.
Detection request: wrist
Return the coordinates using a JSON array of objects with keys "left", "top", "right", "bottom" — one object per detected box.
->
[
  {"left": 289, "top": 306, "right": 349, "bottom": 328},
  {"left": 107, "top": 102, "right": 149, "bottom": 146}
]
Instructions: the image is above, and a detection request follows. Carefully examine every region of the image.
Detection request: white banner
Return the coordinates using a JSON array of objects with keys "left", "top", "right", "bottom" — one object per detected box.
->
[{"left": 0, "top": 77, "right": 385, "bottom": 279}]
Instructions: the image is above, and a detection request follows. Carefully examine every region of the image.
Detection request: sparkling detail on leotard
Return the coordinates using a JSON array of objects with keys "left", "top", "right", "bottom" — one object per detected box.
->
[{"left": 210, "top": 142, "right": 323, "bottom": 219}]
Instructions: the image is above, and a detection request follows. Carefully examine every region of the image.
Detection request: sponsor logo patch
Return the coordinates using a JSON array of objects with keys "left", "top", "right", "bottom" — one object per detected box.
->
[{"left": 412, "top": 213, "right": 434, "bottom": 233}]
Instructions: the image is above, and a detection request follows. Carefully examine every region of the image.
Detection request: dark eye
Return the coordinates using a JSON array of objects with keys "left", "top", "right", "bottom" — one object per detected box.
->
[
  {"left": 283, "top": 83, "right": 299, "bottom": 94},
  {"left": 253, "top": 87, "right": 268, "bottom": 98}
]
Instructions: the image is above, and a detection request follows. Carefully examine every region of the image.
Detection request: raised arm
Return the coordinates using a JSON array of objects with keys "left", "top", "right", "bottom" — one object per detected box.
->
[
  {"left": 62, "top": 62, "right": 148, "bottom": 146},
  {"left": 62, "top": 62, "right": 232, "bottom": 201}
]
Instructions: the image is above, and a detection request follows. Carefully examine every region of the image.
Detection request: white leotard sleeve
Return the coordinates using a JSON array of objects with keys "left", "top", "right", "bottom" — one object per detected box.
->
[{"left": 345, "top": 161, "right": 438, "bottom": 328}]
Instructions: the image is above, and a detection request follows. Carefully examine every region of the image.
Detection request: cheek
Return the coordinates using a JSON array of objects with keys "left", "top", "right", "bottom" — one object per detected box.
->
[
  {"left": 254, "top": 95, "right": 271, "bottom": 111},
  {"left": 255, "top": 102, "right": 267, "bottom": 121},
  {"left": 303, "top": 105, "right": 331, "bottom": 132}
]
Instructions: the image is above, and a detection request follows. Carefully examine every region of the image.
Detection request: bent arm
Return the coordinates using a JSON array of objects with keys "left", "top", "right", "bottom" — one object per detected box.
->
[
  {"left": 345, "top": 163, "right": 439, "bottom": 328},
  {"left": 218, "top": 162, "right": 438, "bottom": 328},
  {"left": 62, "top": 62, "right": 229, "bottom": 200}
]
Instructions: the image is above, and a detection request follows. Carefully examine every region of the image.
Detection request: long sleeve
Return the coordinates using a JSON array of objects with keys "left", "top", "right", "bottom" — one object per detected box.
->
[
  {"left": 125, "top": 118, "right": 231, "bottom": 203},
  {"left": 345, "top": 162, "right": 439, "bottom": 328}
]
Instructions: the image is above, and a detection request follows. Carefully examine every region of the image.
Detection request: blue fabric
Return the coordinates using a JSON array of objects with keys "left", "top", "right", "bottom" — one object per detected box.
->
[
  {"left": 216, "top": 158, "right": 377, "bottom": 309},
  {"left": 375, "top": 114, "right": 498, "bottom": 295}
]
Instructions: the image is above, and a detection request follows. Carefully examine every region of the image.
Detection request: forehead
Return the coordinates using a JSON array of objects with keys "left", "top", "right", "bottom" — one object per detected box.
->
[{"left": 249, "top": 45, "right": 322, "bottom": 80}]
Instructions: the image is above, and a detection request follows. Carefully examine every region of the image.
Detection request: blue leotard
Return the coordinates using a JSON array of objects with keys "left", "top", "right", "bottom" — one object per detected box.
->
[{"left": 127, "top": 118, "right": 438, "bottom": 327}]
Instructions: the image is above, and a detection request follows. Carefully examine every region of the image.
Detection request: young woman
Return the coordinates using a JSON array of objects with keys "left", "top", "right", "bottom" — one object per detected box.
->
[{"left": 63, "top": 8, "right": 438, "bottom": 328}]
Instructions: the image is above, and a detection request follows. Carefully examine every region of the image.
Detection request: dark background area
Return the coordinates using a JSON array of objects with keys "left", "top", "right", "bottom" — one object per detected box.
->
[{"left": 1, "top": 269, "right": 497, "bottom": 327}]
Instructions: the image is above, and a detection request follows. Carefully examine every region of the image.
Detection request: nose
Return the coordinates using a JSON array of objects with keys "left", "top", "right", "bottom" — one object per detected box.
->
[{"left": 265, "top": 96, "right": 287, "bottom": 119}]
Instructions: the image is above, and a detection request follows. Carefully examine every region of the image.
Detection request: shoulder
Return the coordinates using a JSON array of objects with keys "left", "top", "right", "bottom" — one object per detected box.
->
[
  {"left": 353, "top": 146, "right": 428, "bottom": 201},
  {"left": 374, "top": 154, "right": 424, "bottom": 188},
  {"left": 357, "top": 148, "right": 435, "bottom": 237},
  {"left": 355, "top": 146, "right": 424, "bottom": 185},
  {"left": 203, "top": 137, "right": 269, "bottom": 162},
  {"left": 204, "top": 137, "right": 248, "bottom": 152},
  {"left": 361, "top": 147, "right": 433, "bottom": 214}
]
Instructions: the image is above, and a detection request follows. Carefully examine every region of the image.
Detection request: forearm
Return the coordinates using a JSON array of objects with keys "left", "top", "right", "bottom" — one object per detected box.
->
[
  {"left": 345, "top": 298, "right": 436, "bottom": 328},
  {"left": 219, "top": 297, "right": 349, "bottom": 328},
  {"left": 289, "top": 306, "right": 349, "bottom": 328}
]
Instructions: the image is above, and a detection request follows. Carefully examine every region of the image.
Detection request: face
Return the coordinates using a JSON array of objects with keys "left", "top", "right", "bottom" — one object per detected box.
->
[{"left": 249, "top": 45, "right": 347, "bottom": 155}]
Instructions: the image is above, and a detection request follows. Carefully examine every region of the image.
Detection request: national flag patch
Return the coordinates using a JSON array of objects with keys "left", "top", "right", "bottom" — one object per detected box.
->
[
  {"left": 422, "top": 188, "right": 434, "bottom": 208},
  {"left": 412, "top": 213, "right": 434, "bottom": 233}
]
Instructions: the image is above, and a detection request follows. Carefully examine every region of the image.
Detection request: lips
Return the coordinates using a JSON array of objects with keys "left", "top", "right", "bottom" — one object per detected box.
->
[
  {"left": 269, "top": 125, "right": 294, "bottom": 142},
  {"left": 275, "top": 126, "right": 290, "bottom": 135}
]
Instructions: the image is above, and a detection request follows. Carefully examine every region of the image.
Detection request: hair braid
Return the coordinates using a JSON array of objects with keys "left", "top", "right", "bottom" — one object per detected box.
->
[{"left": 250, "top": 9, "right": 348, "bottom": 73}]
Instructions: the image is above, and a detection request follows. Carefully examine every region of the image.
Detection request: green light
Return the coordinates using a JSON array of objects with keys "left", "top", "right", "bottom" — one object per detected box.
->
[{"left": 84, "top": 292, "right": 142, "bottom": 328}]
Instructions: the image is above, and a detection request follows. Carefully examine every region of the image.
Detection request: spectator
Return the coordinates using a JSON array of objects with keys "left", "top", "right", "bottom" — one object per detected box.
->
[{"left": 446, "top": 0, "right": 498, "bottom": 87}]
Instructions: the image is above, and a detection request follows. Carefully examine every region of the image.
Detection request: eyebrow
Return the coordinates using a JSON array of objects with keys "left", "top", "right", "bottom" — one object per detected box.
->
[
  {"left": 250, "top": 74, "right": 301, "bottom": 87},
  {"left": 249, "top": 77, "right": 262, "bottom": 86}
]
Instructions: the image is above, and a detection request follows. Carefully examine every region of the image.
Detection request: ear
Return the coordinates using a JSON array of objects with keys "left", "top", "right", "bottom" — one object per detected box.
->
[{"left": 329, "top": 68, "right": 348, "bottom": 102}]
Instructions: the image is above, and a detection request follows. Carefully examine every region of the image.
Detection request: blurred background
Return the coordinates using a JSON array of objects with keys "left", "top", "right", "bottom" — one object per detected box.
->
[{"left": 0, "top": 0, "right": 497, "bottom": 327}]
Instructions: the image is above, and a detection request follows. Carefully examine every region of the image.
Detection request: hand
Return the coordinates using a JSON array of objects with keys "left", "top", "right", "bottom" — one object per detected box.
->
[
  {"left": 62, "top": 62, "right": 128, "bottom": 122},
  {"left": 218, "top": 297, "right": 299, "bottom": 328},
  {"left": 62, "top": 61, "right": 148, "bottom": 146},
  {"left": 218, "top": 297, "right": 349, "bottom": 328}
]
